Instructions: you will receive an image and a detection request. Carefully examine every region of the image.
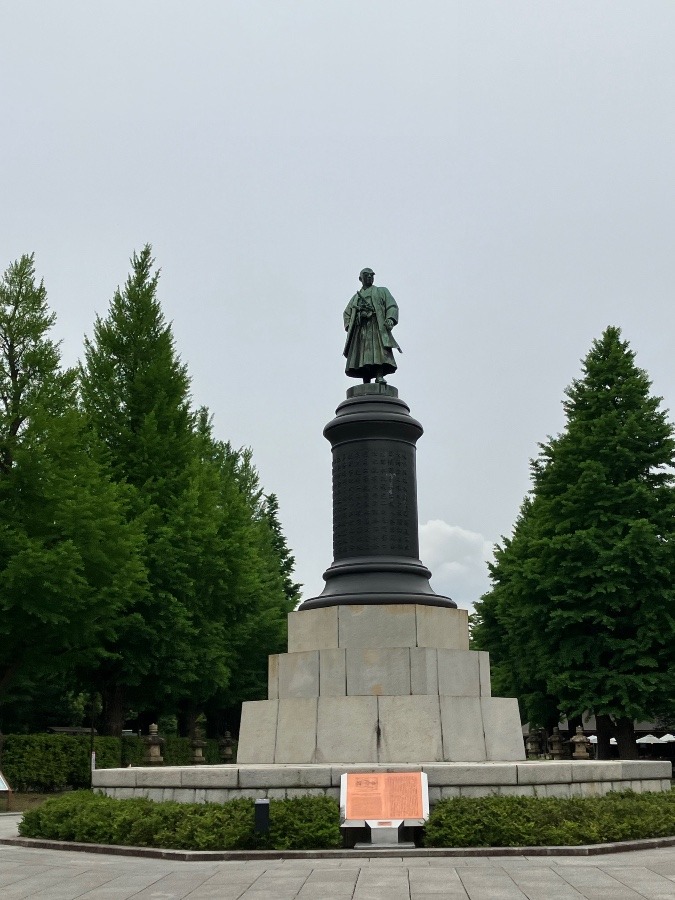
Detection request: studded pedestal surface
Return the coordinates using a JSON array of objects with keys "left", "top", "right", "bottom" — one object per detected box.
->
[{"left": 300, "top": 385, "right": 455, "bottom": 609}]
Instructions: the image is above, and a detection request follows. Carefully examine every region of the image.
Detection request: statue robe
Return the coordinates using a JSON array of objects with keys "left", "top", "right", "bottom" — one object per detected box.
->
[{"left": 343, "top": 285, "right": 400, "bottom": 378}]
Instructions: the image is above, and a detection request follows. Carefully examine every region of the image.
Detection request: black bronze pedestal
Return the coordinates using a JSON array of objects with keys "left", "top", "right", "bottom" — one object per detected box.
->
[{"left": 299, "top": 384, "right": 455, "bottom": 610}]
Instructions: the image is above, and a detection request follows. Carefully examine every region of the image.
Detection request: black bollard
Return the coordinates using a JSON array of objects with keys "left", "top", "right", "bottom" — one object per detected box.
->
[{"left": 254, "top": 799, "right": 270, "bottom": 834}]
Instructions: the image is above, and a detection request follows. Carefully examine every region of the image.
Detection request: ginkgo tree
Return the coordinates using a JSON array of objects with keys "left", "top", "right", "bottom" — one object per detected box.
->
[{"left": 0, "top": 255, "right": 146, "bottom": 706}]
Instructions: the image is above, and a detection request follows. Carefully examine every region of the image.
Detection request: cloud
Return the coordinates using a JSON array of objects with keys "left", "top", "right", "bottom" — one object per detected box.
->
[{"left": 419, "top": 520, "right": 495, "bottom": 614}]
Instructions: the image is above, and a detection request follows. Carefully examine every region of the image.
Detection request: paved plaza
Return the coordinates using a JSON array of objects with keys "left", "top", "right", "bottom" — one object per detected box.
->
[{"left": 4, "top": 813, "right": 675, "bottom": 899}]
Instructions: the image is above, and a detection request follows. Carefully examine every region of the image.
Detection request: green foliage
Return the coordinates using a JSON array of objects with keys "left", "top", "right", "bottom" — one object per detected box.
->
[
  {"left": 1, "top": 734, "right": 226, "bottom": 791},
  {"left": 0, "top": 676, "right": 96, "bottom": 734},
  {"left": 120, "top": 735, "right": 145, "bottom": 768},
  {"left": 80, "top": 246, "right": 194, "bottom": 495},
  {"left": 0, "top": 254, "right": 146, "bottom": 706},
  {"left": 473, "top": 328, "right": 675, "bottom": 736},
  {"left": 113, "top": 735, "right": 223, "bottom": 769},
  {"left": 1, "top": 735, "right": 120, "bottom": 792},
  {"left": 19, "top": 789, "right": 675, "bottom": 851},
  {"left": 268, "top": 795, "right": 342, "bottom": 850},
  {"left": 19, "top": 791, "right": 342, "bottom": 851},
  {"left": 79, "top": 247, "right": 298, "bottom": 729},
  {"left": 0, "top": 247, "right": 300, "bottom": 734},
  {"left": 210, "top": 446, "right": 296, "bottom": 710},
  {"left": 262, "top": 493, "right": 302, "bottom": 609},
  {"left": 79, "top": 246, "right": 204, "bottom": 724},
  {"left": 424, "top": 790, "right": 675, "bottom": 847},
  {"left": 161, "top": 736, "right": 221, "bottom": 766}
]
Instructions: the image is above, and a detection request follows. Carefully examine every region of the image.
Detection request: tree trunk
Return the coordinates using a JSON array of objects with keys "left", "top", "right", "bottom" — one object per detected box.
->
[
  {"left": 183, "top": 708, "right": 199, "bottom": 740},
  {"left": 102, "top": 682, "right": 125, "bottom": 737},
  {"left": 0, "top": 660, "right": 22, "bottom": 700},
  {"left": 595, "top": 713, "right": 614, "bottom": 759},
  {"left": 615, "top": 717, "right": 638, "bottom": 759}
]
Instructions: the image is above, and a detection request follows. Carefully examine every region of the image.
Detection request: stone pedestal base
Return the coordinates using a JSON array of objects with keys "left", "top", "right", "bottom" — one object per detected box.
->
[
  {"left": 237, "top": 604, "right": 525, "bottom": 766},
  {"left": 237, "top": 695, "right": 524, "bottom": 765},
  {"left": 93, "top": 760, "right": 673, "bottom": 805}
]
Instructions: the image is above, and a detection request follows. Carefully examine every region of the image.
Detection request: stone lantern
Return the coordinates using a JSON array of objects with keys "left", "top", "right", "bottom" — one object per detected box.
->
[{"left": 142, "top": 723, "right": 165, "bottom": 766}]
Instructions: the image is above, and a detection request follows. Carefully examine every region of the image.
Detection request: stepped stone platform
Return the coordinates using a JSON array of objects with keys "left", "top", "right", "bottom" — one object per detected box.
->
[
  {"left": 93, "top": 603, "right": 673, "bottom": 803},
  {"left": 93, "top": 760, "right": 673, "bottom": 805},
  {"left": 236, "top": 604, "right": 524, "bottom": 765}
]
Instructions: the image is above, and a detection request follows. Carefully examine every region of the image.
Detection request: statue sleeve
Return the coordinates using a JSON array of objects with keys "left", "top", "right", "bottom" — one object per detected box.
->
[
  {"left": 344, "top": 295, "right": 356, "bottom": 330},
  {"left": 383, "top": 289, "right": 398, "bottom": 325}
]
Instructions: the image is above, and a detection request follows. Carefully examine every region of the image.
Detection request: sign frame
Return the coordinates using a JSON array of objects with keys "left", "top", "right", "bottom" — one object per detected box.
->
[
  {"left": 340, "top": 771, "right": 429, "bottom": 828},
  {"left": 0, "top": 770, "right": 12, "bottom": 811}
]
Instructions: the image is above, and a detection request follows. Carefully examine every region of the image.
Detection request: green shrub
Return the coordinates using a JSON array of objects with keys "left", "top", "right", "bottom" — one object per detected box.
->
[
  {"left": 23, "top": 787, "right": 675, "bottom": 851},
  {"left": 116, "top": 735, "right": 222, "bottom": 767},
  {"left": 18, "top": 790, "right": 111, "bottom": 842},
  {"left": 1, "top": 736, "right": 121, "bottom": 792},
  {"left": 423, "top": 790, "right": 675, "bottom": 847},
  {"left": 151, "top": 800, "right": 258, "bottom": 850},
  {"left": 268, "top": 796, "right": 342, "bottom": 850},
  {"left": 162, "top": 736, "right": 222, "bottom": 766},
  {"left": 2, "top": 734, "right": 226, "bottom": 792},
  {"left": 120, "top": 736, "right": 145, "bottom": 768},
  {"left": 19, "top": 791, "right": 342, "bottom": 850}
]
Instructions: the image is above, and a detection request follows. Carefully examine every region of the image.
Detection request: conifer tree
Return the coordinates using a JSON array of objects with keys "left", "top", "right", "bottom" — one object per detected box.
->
[
  {"left": 0, "top": 255, "right": 145, "bottom": 707},
  {"left": 219, "top": 463, "right": 298, "bottom": 708},
  {"left": 80, "top": 245, "right": 194, "bottom": 497},
  {"left": 471, "top": 498, "right": 561, "bottom": 730},
  {"left": 80, "top": 247, "right": 298, "bottom": 733},
  {"left": 262, "top": 493, "right": 302, "bottom": 610},
  {"left": 473, "top": 327, "right": 675, "bottom": 757},
  {"left": 80, "top": 246, "right": 207, "bottom": 731}
]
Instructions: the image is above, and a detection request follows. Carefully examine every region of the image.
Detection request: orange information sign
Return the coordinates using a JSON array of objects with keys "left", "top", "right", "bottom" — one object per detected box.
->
[{"left": 344, "top": 772, "right": 425, "bottom": 821}]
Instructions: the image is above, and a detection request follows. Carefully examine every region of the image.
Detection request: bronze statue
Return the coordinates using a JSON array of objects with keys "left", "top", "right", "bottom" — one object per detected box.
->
[{"left": 344, "top": 268, "right": 401, "bottom": 383}]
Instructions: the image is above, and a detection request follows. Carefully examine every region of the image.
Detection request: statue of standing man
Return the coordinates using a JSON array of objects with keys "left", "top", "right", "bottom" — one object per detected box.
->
[{"left": 343, "top": 268, "right": 401, "bottom": 384}]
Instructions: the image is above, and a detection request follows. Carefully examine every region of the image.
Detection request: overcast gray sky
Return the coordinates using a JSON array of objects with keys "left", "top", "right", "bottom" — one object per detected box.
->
[{"left": 3, "top": 1, "right": 675, "bottom": 609}]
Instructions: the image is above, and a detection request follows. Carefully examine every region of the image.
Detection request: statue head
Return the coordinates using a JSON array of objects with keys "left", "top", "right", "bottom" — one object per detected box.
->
[{"left": 359, "top": 267, "right": 375, "bottom": 287}]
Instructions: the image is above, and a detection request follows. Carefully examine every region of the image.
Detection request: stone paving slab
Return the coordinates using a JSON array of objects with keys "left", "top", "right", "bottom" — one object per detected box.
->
[
  {"left": 608, "top": 864, "right": 675, "bottom": 896},
  {"left": 496, "top": 866, "right": 587, "bottom": 898},
  {"left": 455, "top": 867, "right": 532, "bottom": 899},
  {"left": 5, "top": 816, "right": 675, "bottom": 898}
]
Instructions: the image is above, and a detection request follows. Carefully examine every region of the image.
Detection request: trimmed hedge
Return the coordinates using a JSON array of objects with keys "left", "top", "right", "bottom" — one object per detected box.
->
[
  {"left": 19, "top": 788, "right": 675, "bottom": 851},
  {"left": 19, "top": 791, "right": 342, "bottom": 851},
  {"left": 423, "top": 790, "right": 675, "bottom": 847},
  {"left": 1, "top": 734, "right": 224, "bottom": 792},
  {"left": 1, "top": 736, "right": 121, "bottom": 792},
  {"left": 119, "top": 735, "right": 223, "bottom": 768}
]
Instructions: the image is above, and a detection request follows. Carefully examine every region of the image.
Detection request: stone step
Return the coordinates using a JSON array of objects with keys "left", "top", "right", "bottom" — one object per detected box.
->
[
  {"left": 237, "top": 695, "right": 524, "bottom": 765},
  {"left": 92, "top": 759, "right": 673, "bottom": 805},
  {"left": 288, "top": 604, "right": 469, "bottom": 653},
  {"left": 269, "top": 646, "right": 492, "bottom": 699}
]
